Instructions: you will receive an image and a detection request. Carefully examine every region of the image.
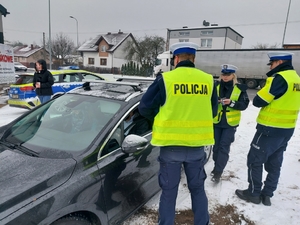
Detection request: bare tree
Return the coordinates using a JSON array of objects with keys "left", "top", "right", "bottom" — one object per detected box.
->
[
  {"left": 46, "top": 32, "right": 75, "bottom": 65},
  {"left": 124, "top": 35, "right": 165, "bottom": 66},
  {"left": 252, "top": 42, "right": 281, "bottom": 49}
]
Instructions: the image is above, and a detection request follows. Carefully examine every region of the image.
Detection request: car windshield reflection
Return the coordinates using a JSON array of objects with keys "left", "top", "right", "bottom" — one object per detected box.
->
[{"left": 3, "top": 94, "right": 122, "bottom": 155}]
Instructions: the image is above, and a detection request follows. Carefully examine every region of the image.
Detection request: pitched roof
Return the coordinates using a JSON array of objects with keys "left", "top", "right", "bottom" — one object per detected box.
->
[
  {"left": 13, "top": 45, "right": 44, "bottom": 58},
  {"left": 0, "top": 4, "right": 10, "bottom": 17},
  {"left": 78, "top": 32, "right": 131, "bottom": 52}
]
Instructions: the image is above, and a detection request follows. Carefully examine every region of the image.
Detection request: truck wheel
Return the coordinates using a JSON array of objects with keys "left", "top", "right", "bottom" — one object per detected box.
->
[
  {"left": 246, "top": 79, "right": 257, "bottom": 89},
  {"left": 259, "top": 80, "right": 266, "bottom": 88},
  {"left": 237, "top": 78, "right": 244, "bottom": 84}
]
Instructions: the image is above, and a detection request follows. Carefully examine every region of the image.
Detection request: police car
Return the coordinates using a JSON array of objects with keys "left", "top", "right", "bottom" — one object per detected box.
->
[{"left": 8, "top": 69, "right": 109, "bottom": 109}]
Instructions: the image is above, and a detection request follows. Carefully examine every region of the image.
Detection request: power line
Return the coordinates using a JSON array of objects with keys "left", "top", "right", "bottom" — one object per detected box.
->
[{"left": 4, "top": 20, "right": 300, "bottom": 36}]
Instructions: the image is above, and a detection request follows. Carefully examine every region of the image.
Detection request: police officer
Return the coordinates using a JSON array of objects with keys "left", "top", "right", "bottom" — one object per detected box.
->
[
  {"left": 211, "top": 64, "right": 249, "bottom": 183},
  {"left": 139, "top": 42, "right": 218, "bottom": 225},
  {"left": 236, "top": 52, "right": 300, "bottom": 206}
]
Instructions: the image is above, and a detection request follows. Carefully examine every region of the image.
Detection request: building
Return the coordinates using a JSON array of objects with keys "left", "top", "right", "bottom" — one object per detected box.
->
[
  {"left": 283, "top": 43, "right": 300, "bottom": 49},
  {"left": 78, "top": 31, "right": 138, "bottom": 73},
  {"left": 13, "top": 45, "right": 51, "bottom": 68},
  {"left": 166, "top": 26, "right": 243, "bottom": 50}
]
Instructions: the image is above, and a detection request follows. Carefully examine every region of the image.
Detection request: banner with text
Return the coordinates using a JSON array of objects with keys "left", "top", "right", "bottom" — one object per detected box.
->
[{"left": 0, "top": 43, "right": 15, "bottom": 84}]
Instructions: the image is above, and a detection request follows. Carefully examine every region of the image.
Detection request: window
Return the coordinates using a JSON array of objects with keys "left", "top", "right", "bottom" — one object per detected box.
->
[
  {"left": 88, "top": 58, "right": 94, "bottom": 65},
  {"left": 179, "top": 39, "right": 189, "bottom": 42},
  {"left": 101, "top": 45, "right": 106, "bottom": 52},
  {"left": 179, "top": 31, "right": 190, "bottom": 36},
  {"left": 81, "top": 73, "right": 104, "bottom": 80},
  {"left": 63, "top": 73, "right": 81, "bottom": 82},
  {"left": 100, "top": 58, "right": 107, "bottom": 66},
  {"left": 201, "top": 31, "right": 213, "bottom": 35},
  {"left": 201, "top": 39, "right": 212, "bottom": 48}
]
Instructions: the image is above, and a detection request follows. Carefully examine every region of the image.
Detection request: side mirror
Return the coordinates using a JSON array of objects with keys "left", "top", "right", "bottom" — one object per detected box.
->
[{"left": 121, "top": 134, "right": 149, "bottom": 154}]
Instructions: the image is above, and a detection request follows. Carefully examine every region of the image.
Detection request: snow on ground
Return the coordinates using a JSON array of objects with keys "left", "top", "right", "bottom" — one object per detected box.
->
[{"left": 1, "top": 94, "right": 299, "bottom": 225}]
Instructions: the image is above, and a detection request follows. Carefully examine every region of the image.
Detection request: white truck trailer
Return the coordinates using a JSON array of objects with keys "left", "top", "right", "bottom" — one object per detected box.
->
[{"left": 154, "top": 49, "right": 300, "bottom": 89}]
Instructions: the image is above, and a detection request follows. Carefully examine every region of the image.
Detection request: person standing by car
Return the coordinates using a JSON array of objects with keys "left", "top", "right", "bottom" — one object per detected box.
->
[
  {"left": 211, "top": 64, "right": 249, "bottom": 183},
  {"left": 33, "top": 59, "right": 54, "bottom": 104},
  {"left": 235, "top": 52, "right": 300, "bottom": 206},
  {"left": 139, "top": 42, "right": 218, "bottom": 225}
]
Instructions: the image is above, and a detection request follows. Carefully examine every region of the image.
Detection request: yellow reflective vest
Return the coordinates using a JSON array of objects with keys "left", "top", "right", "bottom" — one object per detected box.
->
[
  {"left": 256, "top": 70, "right": 300, "bottom": 128},
  {"left": 213, "top": 85, "right": 242, "bottom": 126},
  {"left": 151, "top": 67, "right": 215, "bottom": 147}
]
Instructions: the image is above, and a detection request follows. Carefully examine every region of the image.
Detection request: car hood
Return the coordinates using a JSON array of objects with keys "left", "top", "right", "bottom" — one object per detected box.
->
[{"left": 0, "top": 150, "right": 76, "bottom": 219}]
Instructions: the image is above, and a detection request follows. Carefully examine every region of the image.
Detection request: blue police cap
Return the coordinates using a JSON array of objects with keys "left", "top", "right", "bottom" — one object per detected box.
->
[
  {"left": 267, "top": 51, "right": 294, "bottom": 65},
  {"left": 170, "top": 42, "right": 199, "bottom": 55},
  {"left": 221, "top": 64, "right": 238, "bottom": 74}
]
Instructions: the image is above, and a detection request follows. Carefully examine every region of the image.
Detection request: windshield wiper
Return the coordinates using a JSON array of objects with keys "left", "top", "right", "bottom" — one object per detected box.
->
[{"left": 0, "top": 140, "right": 39, "bottom": 157}]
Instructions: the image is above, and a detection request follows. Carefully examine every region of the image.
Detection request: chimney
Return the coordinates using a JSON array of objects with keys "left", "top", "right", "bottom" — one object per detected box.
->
[
  {"left": 107, "top": 32, "right": 111, "bottom": 35},
  {"left": 118, "top": 29, "right": 123, "bottom": 34},
  {"left": 31, "top": 44, "right": 34, "bottom": 50}
]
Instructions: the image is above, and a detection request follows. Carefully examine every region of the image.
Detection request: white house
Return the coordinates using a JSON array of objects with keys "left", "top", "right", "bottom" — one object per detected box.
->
[
  {"left": 166, "top": 26, "right": 243, "bottom": 50},
  {"left": 78, "top": 31, "right": 138, "bottom": 73}
]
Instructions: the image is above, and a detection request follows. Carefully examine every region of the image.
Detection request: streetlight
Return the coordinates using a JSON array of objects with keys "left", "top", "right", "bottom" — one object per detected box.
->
[
  {"left": 282, "top": 0, "right": 292, "bottom": 47},
  {"left": 48, "top": 0, "right": 52, "bottom": 69},
  {"left": 69, "top": 16, "right": 79, "bottom": 48}
]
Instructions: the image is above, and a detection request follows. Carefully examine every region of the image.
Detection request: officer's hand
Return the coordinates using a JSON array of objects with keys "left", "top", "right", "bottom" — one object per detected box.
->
[{"left": 222, "top": 99, "right": 231, "bottom": 105}]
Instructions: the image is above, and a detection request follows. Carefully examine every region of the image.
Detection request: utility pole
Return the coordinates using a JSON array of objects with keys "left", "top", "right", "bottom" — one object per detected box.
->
[
  {"left": 43, "top": 32, "right": 46, "bottom": 61},
  {"left": 282, "top": 0, "right": 292, "bottom": 48},
  {"left": 48, "top": 0, "right": 52, "bottom": 69}
]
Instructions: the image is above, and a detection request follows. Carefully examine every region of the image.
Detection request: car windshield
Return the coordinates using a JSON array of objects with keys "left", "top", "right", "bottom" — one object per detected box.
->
[
  {"left": 2, "top": 94, "right": 122, "bottom": 155},
  {"left": 15, "top": 75, "right": 33, "bottom": 84}
]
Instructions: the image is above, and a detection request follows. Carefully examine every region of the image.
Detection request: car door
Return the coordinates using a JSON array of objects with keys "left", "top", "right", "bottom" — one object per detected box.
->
[{"left": 96, "top": 104, "right": 160, "bottom": 224}]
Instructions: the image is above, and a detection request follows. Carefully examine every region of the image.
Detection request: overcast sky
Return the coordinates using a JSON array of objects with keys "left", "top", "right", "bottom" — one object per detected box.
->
[{"left": 1, "top": 0, "right": 299, "bottom": 49}]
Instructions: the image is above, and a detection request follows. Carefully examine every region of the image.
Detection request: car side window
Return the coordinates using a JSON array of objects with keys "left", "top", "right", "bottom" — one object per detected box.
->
[
  {"left": 100, "top": 107, "right": 152, "bottom": 158},
  {"left": 63, "top": 73, "right": 81, "bottom": 82},
  {"left": 53, "top": 75, "right": 60, "bottom": 83},
  {"left": 81, "top": 73, "right": 104, "bottom": 80},
  {"left": 123, "top": 108, "right": 152, "bottom": 136}
]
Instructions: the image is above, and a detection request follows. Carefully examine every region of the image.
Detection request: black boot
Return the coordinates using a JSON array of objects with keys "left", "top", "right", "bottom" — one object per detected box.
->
[
  {"left": 211, "top": 171, "right": 222, "bottom": 183},
  {"left": 235, "top": 189, "right": 261, "bottom": 204},
  {"left": 261, "top": 195, "right": 271, "bottom": 206}
]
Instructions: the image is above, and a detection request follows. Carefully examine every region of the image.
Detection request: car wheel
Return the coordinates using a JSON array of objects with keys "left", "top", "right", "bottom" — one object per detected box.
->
[
  {"left": 51, "top": 216, "right": 91, "bottom": 225},
  {"left": 204, "top": 145, "right": 212, "bottom": 164}
]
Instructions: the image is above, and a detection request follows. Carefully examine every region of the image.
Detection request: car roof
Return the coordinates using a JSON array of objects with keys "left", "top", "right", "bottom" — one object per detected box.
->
[{"left": 68, "top": 77, "right": 155, "bottom": 102}]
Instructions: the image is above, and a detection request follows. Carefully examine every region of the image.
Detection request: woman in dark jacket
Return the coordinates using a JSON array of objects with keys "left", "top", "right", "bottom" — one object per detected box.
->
[
  {"left": 33, "top": 59, "right": 54, "bottom": 104},
  {"left": 211, "top": 64, "right": 249, "bottom": 183}
]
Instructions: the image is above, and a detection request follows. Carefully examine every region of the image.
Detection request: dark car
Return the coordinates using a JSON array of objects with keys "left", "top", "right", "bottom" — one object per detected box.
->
[
  {"left": 14, "top": 62, "right": 28, "bottom": 71},
  {"left": 0, "top": 78, "right": 212, "bottom": 225}
]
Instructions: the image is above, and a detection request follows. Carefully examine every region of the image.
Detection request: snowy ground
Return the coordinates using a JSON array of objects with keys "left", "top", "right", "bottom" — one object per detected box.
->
[{"left": 0, "top": 95, "right": 299, "bottom": 225}]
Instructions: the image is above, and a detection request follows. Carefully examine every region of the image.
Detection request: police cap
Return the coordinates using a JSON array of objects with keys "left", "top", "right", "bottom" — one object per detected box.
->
[
  {"left": 221, "top": 64, "right": 238, "bottom": 74},
  {"left": 267, "top": 51, "right": 294, "bottom": 65},
  {"left": 170, "top": 42, "right": 199, "bottom": 56}
]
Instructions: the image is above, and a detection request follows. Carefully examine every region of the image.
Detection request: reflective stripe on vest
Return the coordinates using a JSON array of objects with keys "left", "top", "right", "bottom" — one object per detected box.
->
[
  {"left": 213, "top": 84, "right": 242, "bottom": 126},
  {"left": 151, "top": 67, "right": 215, "bottom": 146},
  {"left": 257, "top": 70, "right": 300, "bottom": 128}
]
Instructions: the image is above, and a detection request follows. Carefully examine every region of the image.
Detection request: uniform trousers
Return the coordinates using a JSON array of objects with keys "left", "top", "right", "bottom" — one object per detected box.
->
[
  {"left": 247, "top": 131, "right": 291, "bottom": 197},
  {"left": 212, "top": 126, "right": 236, "bottom": 173},
  {"left": 158, "top": 146, "right": 209, "bottom": 225}
]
